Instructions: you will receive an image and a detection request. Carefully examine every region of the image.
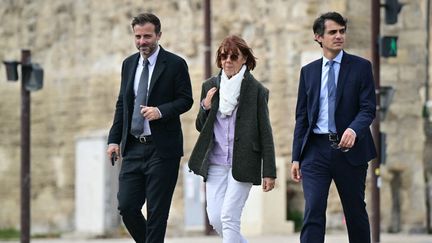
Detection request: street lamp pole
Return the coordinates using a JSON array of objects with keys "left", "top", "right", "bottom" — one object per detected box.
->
[
  {"left": 20, "top": 49, "right": 31, "bottom": 243},
  {"left": 4, "top": 49, "right": 43, "bottom": 243},
  {"left": 204, "top": 0, "right": 212, "bottom": 80},
  {"left": 371, "top": 1, "right": 381, "bottom": 242},
  {"left": 203, "top": 0, "right": 215, "bottom": 236}
]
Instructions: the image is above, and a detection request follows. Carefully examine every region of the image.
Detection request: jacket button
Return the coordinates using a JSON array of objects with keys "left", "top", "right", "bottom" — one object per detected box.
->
[{"left": 235, "top": 137, "right": 239, "bottom": 141}]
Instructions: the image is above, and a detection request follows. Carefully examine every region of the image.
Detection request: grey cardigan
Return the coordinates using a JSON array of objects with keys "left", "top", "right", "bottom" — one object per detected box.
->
[{"left": 188, "top": 71, "right": 276, "bottom": 185}]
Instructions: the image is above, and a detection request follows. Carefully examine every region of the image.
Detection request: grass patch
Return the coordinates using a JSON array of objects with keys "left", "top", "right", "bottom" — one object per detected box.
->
[
  {"left": 287, "top": 210, "right": 303, "bottom": 232},
  {"left": 0, "top": 228, "right": 20, "bottom": 240}
]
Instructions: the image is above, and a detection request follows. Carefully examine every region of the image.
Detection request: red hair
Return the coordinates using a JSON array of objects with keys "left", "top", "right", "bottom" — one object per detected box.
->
[{"left": 215, "top": 35, "right": 257, "bottom": 70}]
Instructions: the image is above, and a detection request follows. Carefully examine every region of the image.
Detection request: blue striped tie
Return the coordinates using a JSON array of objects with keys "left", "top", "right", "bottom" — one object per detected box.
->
[{"left": 327, "top": 60, "right": 337, "bottom": 133}]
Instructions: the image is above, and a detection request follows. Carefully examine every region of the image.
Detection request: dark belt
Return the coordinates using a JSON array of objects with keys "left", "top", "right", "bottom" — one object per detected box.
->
[
  {"left": 311, "top": 133, "right": 339, "bottom": 142},
  {"left": 133, "top": 135, "right": 153, "bottom": 144}
]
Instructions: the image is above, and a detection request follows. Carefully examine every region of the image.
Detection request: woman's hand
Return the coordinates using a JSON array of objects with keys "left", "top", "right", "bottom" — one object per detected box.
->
[
  {"left": 202, "top": 87, "right": 217, "bottom": 110},
  {"left": 262, "top": 177, "right": 276, "bottom": 192}
]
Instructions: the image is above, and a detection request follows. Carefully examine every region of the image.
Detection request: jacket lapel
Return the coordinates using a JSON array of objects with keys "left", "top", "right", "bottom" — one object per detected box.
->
[
  {"left": 236, "top": 71, "right": 252, "bottom": 113},
  {"left": 335, "top": 51, "right": 351, "bottom": 107},
  {"left": 148, "top": 46, "right": 166, "bottom": 96},
  {"left": 311, "top": 59, "right": 323, "bottom": 124},
  {"left": 125, "top": 53, "right": 140, "bottom": 108},
  {"left": 214, "top": 73, "right": 221, "bottom": 89},
  {"left": 210, "top": 75, "right": 220, "bottom": 111}
]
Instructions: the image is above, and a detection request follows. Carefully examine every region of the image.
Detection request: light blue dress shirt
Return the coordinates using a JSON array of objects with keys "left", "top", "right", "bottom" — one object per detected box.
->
[{"left": 313, "top": 51, "right": 343, "bottom": 134}]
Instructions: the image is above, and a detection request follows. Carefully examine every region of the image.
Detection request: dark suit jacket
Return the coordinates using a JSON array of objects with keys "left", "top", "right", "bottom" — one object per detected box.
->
[
  {"left": 188, "top": 71, "right": 276, "bottom": 185},
  {"left": 108, "top": 46, "right": 193, "bottom": 159},
  {"left": 292, "top": 51, "right": 377, "bottom": 165}
]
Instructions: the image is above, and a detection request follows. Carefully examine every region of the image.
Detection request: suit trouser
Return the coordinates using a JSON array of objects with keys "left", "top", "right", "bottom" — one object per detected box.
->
[
  {"left": 117, "top": 138, "right": 180, "bottom": 243},
  {"left": 300, "top": 134, "right": 370, "bottom": 243},
  {"left": 206, "top": 164, "right": 252, "bottom": 243}
]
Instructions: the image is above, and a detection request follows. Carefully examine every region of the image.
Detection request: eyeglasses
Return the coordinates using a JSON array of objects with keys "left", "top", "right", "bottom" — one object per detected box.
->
[
  {"left": 220, "top": 53, "right": 239, "bottom": 61},
  {"left": 329, "top": 133, "right": 350, "bottom": 152}
]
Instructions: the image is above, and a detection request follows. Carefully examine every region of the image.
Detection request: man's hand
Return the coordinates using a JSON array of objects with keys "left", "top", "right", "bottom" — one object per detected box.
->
[
  {"left": 140, "top": 105, "right": 161, "bottom": 121},
  {"left": 202, "top": 87, "right": 217, "bottom": 110},
  {"left": 262, "top": 177, "right": 276, "bottom": 192},
  {"left": 106, "top": 144, "right": 120, "bottom": 163},
  {"left": 339, "top": 128, "right": 356, "bottom": 149},
  {"left": 291, "top": 161, "right": 302, "bottom": 183}
]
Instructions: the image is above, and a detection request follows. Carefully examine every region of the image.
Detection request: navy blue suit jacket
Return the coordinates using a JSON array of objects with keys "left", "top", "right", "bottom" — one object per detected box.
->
[
  {"left": 292, "top": 51, "right": 377, "bottom": 165},
  {"left": 108, "top": 47, "right": 193, "bottom": 159}
]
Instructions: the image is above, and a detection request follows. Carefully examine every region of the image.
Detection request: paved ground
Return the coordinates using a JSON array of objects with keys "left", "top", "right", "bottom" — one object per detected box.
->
[{"left": 1, "top": 233, "right": 431, "bottom": 243}]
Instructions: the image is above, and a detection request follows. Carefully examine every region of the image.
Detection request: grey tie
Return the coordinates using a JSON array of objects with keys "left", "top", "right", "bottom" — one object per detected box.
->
[
  {"left": 327, "top": 60, "right": 337, "bottom": 133},
  {"left": 130, "top": 59, "right": 149, "bottom": 137}
]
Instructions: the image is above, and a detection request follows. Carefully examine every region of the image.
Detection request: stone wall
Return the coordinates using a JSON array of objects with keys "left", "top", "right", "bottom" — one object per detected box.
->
[
  {"left": 379, "top": 0, "right": 428, "bottom": 232},
  {"left": 0, "top": 0, "right": 428, "bottom": 235},
  {"left": 426, "top": 0, "right": 432, "bottom": 233}
]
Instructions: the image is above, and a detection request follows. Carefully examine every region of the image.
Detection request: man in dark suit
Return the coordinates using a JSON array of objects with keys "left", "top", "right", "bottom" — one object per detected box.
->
[
  {"left": 291, "top": 12, "right": 377, "bottom": 243},
  {"left": 106, "top": 13, "right": 193, "bottom": 243}
]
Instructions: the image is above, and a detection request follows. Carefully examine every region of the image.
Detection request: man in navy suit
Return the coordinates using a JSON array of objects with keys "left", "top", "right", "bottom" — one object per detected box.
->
[
  {"left": 106, "top": 13, "right": 193, "bottom": 243},
  {"left": 291, "top": 12, "right": 377, "bottom": 243}
]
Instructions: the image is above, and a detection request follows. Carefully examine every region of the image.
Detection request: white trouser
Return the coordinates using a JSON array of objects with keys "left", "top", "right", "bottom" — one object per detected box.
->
[{"left": 206, "top": 164, "right": 252, "bottom": 243}]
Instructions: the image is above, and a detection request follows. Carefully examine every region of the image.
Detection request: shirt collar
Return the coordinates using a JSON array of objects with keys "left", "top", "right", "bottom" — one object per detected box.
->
[{"left": 322, "top": 50, "right": 344, "bottom": 66}]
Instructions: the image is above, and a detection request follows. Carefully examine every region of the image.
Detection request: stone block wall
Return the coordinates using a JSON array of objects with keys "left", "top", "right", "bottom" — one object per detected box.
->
[{"left": 379, "top": 0, "right": 428, "bottom": 232}]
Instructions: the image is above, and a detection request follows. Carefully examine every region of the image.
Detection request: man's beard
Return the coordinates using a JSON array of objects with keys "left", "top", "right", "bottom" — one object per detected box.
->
[{"left": 138, "top": 42, "right": 158, "bottom": 57}]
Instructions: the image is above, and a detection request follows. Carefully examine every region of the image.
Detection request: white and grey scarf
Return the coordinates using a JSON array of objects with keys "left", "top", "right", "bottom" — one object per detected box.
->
[{"left": 219, "top": 65, "right": 246, "bottom": 117}]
